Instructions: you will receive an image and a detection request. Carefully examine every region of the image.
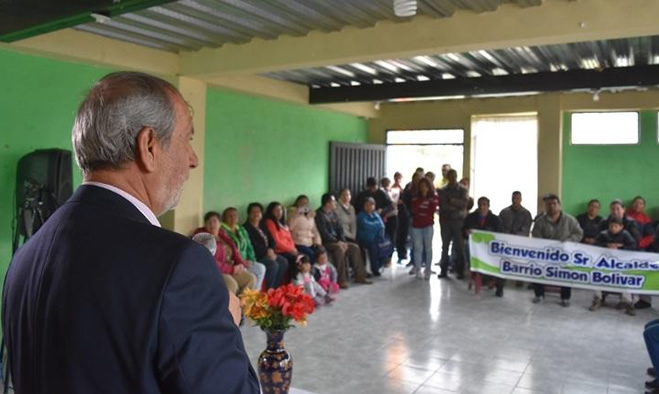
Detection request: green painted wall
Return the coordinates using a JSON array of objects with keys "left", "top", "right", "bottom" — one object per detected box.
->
[
  {"left": 0, "top": 48, "right": 114, "bottom": 278},
  {"left": 204, "top": 88, "right": 368, "bottom": 220},
  {"left": 562, "top": 110, "right": 659, "bottom": 217}
]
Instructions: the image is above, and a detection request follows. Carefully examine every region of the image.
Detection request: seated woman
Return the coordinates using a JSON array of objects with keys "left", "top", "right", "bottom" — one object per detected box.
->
[
  {"left": 193, "top": 211, "right": 256, "bottom": 295},
  {"left": 356, "top": 197, "right": 388, "bottom": 277},
  {"left": 335, "top": 189, "right": 357, "bottom": 242},
  {"left": 243, "top": 202, "right": 289, "bottom": 289},
  {"left": 288, "top": 195, "right": 323, "bottom": 264},
  {"left": 264, "top": 202, "right": 299, "bottom": 275},
  {"left": 221, "top": 207, "right": 267, "bottom": 290},
  {"left": 463, "top": 197, "right": 503, "bottom": 296}
]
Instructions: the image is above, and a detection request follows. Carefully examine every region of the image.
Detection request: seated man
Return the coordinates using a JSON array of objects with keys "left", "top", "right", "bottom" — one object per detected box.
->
[
  {"left": 315, "top": 193, "right": 372, "bottom": 289},
  {"left": 499, "top": 191, "right": 532, "bottom": 237},
  {"left": 589, "top": 216, "right": 637, "bottom": 315},
  {"left": 464, "top": 197, "right": 504, "bottom": 296},
  {"left": 531, "top": 194, "right": 583, "bottom": 307},
  {"left": 577, "top": 199, "right": 603, "bottom": 245}
]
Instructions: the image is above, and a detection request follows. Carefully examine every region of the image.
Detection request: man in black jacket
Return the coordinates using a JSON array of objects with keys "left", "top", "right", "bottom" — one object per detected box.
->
[{"left": 2, "top": 72, "right": 259, "bottom": 394}]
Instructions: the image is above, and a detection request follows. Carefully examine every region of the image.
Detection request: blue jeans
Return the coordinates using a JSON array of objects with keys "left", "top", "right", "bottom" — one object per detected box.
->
[
  {"left": 359, "top": 239, "right": 383, "bottom": 275},
  {"left": 645, "top": 319, "right": 659, "bottom": 372},
  {"left": 411, "top": 226, "right": 433, "bottom": 272},
  {"left": 296, "top": 245, "right": 319, "bottom": 264},
  {"left": 259, "top": 255, "right": 289, "bottom": 289},
  {"left": 247, "top": 262, "right": 266, "bottom": 290}
]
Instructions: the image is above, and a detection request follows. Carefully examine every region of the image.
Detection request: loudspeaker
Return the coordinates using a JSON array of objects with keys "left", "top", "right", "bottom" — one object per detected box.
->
[{"left": 15, "top": 149, "right": 73, "bottom": 237}]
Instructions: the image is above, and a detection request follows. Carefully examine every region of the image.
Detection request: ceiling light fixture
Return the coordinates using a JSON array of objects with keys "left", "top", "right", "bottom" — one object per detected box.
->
[{"left": 394, "top": 0, "right": 417, "bottom": 17}]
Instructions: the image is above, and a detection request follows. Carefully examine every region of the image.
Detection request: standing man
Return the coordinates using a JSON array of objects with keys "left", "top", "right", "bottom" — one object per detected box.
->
[
  {"left": 316, "top": 193, "right": 372, "bottom": 288},
  {"left": 392, "top": 172, "right": 409, "bottom": 263},
  {"left": 439, "top": 164, "right": 452, "bottom": 188},
  {"left": 531, "top": 194, "right": 584, "bottom": 307},
  {"left": 438, "top": 169, "right": 469, "bottom": 279},
  {"left": 499, "top": 191, "right": 533, "bottom": 237},
  {"left": 2, "top": 72, "right": 259, "bottom": 393}
]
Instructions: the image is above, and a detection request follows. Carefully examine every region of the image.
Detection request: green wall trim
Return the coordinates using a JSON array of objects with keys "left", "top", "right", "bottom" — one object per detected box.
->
[
  {"left": 204, "top": 87, "right": 368, "bottom": 221},
  {"left": 561, "top": 110, "right": 659, "bottom": 217}
]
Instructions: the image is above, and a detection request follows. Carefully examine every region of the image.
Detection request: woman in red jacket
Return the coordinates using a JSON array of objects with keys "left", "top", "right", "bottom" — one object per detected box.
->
[
  {"left": 264, "top": 202, "right": 300, "bottom": 275},
  {"left": 193, "top": 211, "right": 256, "bottom": 294},
  {"left": 627, "top": 196, "right": 654, "bottom": 250},
  {"left": 411, "top": 178, "right": 439, "bottom": 280}
]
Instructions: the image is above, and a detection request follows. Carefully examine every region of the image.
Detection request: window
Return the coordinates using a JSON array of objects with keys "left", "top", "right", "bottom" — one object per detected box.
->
[
  {"left": 570, "top": 112, "right": 639, "bottom": 145},
  {"left": 386, "top": 129, "right": 464, "bottom": 145}
]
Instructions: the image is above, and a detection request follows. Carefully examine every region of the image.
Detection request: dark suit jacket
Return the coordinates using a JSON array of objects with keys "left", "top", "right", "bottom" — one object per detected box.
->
[{"left": 2, "top": 185, "right": 259, "bottom": 394}]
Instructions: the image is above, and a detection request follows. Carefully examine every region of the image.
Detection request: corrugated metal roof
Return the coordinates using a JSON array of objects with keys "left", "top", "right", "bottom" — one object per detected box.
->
[
  {"left": 74, "top": 0, "right": 544, "bottom": 52},
  {"left": 265, "top": 35, "right": 659, "bottom": 87}
]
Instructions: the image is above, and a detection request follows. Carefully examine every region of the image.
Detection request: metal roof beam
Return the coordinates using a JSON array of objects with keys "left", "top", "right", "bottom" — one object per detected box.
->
[
  {"left": 180, "top": 0, "right": 659, "bottom": 78},
  {"left": 309, "top": 65, "right": 659, "bottom": 103}
]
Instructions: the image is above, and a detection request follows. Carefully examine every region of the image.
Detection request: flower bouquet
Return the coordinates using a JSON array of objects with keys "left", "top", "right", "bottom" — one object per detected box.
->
[
  {"left": 240, "top": 283, "right": 315, "bottom": 330},
  {"left": 241, "top": 284, "right": 315, "bottom": 393}
]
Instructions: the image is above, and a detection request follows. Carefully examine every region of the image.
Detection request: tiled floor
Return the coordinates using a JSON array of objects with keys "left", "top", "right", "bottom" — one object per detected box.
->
[{"left": 240, "top": 262, "right": 654, "bottom": 394}]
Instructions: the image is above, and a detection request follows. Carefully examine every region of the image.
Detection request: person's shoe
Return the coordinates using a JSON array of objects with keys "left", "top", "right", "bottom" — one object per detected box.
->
[
  {"left": 495, "top": 287, "right": 503, "bottom": 297},
  {"left": 415, "top": 271, "right": 424, "bottom": 280},
  {"left": 589, "top": 297, "right": 602, "bottom": 312},
  {"left": 456, "top": 274, "right": 465, "bottom": 280},
  {"left": 532, "top": 296, "right": 544, "bottom": 304},
  {"left": 437, "top": 271, "right": 448, "bottom": 279},
  {"left": 324, "top": 294, "right": 335, "bottom": 304},
  {"left": 648, "top": 367, "right": 656, "bottom": 377},
  {"left": 424, "top": 269, "right": 432, "bottom": 280},
  {"left": 355, "top": 277, "right": 373, "bottom": 285},
  {"left": 365, "top": 273, "right": 373, "bottom": 279},
  {"left": 406, "top": 262, "right": 414, "bottom": 268},
  {"left": 434, "top": 261, "right": 441, "bottom": 266},
  {"left": 339, "top": 281, "right": 350, "bottom": 289},
  {"left": 646, "top": 379, "right": 659, "bottom": 389},
  {"left": 623, "top": 302, "right": 636, "bottom": 316},
  {"left": 408, "top": 267, "right": 417, "bottom": 275},
  {"left": 561, "top": 299, "right": 570, "bottom": 307},
  {"left": 636, "top": 300, "right": 652, "bottom": 310}
]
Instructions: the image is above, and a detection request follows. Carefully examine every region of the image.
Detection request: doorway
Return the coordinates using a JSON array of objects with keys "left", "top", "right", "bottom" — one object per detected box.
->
[
  {"left": 385, "top": 129, "right": 464, "bottom": 184},
  {"left": 470, "top": 114, "right": 539, "bottom": 217}
]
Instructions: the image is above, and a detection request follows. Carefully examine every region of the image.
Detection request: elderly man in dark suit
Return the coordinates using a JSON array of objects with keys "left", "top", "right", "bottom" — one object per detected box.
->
[{"left": 2, "top": 72, "right": 259, "bottom": 394}]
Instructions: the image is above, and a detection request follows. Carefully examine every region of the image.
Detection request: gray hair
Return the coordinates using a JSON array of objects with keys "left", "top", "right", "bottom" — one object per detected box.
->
[
  {"left": 192, "top": 232, "right": 217, "bottom": 256},
  {"left": 72, "top": 71, "right": 178, "bottom": 175}
]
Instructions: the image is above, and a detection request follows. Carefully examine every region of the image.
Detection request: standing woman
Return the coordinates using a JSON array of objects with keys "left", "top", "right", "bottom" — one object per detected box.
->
[
  {"left": 264, "top": 202, "right": 299, "bottom": 275},
  {"left": 288, "top": 195, "right": 323, "bottom": 263},
  {"left": 336, "top": 189, "right": 358, "bottom": 242},
  {"left": 221, "top": 207, "right": 267, "bottom": 290},
  {"left": 357, "top": 197, "right": 388, "bottom": 277},
  {"left": 411, "top": 178, "right": 439, "bottom": 280},
  {"left": 243, "top": 203, "right": 289, "bottom": 289}
]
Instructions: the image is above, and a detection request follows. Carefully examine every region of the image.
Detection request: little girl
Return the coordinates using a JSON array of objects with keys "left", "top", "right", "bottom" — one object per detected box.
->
[
  {"left": 313, "top": 247, "right": 339, "bottom": 295},
  {"left": 294, "top": 255, "right": 333, "bottom": 306}
]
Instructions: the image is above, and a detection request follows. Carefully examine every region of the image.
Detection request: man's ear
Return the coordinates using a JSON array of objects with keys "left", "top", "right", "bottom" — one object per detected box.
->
[{"left": 135, "top": 127, "right": 159, "bottom": 173}]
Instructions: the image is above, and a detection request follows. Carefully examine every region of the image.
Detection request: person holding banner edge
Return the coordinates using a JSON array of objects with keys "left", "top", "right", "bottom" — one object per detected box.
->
[
  {"left": 531, "top": 194, "right": 584, "bottom": 307},
  {"left": 589, "top": 216, "right": 638, "bottom": 315}
]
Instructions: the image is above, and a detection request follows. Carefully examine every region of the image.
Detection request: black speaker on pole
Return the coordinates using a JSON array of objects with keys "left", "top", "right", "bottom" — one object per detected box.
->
[{"left": 15, "top": 149, "right": 73, "bottom": 239}]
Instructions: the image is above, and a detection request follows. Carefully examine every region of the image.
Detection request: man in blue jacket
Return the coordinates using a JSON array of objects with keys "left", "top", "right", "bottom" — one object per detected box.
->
[{"left": 2, "top": 72, "right": 259, "bottom": 394}]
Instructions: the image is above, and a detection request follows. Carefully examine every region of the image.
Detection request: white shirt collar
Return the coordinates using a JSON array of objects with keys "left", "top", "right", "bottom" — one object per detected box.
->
[{"left": 83, "top": 181, "right": 161, "bottom": 227}]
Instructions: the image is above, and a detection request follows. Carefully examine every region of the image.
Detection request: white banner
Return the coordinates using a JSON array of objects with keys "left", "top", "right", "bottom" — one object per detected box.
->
[{"left": 469, "top": 230, "right": 659, "bottom": 294}]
